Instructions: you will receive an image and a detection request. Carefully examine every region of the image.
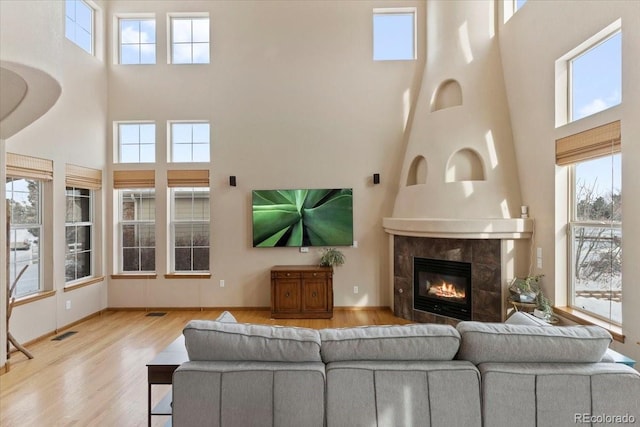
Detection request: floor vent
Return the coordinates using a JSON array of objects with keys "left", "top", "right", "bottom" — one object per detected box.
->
[
  {"left": 146, "top": 312, "right": 167, "bottom": 317},
  {"left": 52, "top": 331, "right": 77, "bottom": 341}
]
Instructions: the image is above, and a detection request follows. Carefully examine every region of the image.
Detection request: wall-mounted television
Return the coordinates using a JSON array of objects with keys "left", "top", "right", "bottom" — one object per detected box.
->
[{"left": 252, "top": 188, "right": 353, "bottom": 247}]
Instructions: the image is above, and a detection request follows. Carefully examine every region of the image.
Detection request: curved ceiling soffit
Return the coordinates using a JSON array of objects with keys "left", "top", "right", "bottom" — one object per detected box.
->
[{"left": 0, "top": 61, "right": 61, "bottom": 140}]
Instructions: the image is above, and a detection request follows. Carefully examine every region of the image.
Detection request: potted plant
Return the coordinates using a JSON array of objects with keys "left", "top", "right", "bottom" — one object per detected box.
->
[
  {"left": 319, "top": 248, "right": 345, "bottom": 267},
  {"left": 508, "top": 274, "right": 543, "bottom": 303}
]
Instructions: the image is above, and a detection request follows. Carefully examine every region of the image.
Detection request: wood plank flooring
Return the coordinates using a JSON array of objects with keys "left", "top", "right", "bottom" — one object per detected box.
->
[{"left": 0, "top": 308, "right": 409, "bottom": 426}]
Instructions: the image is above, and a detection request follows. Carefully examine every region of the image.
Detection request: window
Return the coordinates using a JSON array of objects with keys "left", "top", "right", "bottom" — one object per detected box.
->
[
  {"left": 118, "top": 189, "right": 156, "bottom": 273},
  {"left": 569, "top": 29, "right": 621, "bottom": 122},
  {"left": 170, "top": 16, "right": 210, "bottom": 64},
  {"left": 6, "top": 178, "right": 42, "bottom": 298},
  {"left": 515, "top": 0, "right": 527, "bottom": 11},
  {"left": 118, "top": 123, "right": 155, "bottom": 163},
  {"left": 373, "top": 8, "right": 416, "bottom": 61},
  {"left": 170, "top": 122, "right": 210, "bottom": 162},
  {"left": 119, "top": 18, "right": 156, "bottom": 64},
  {"left": 569, "top": 155, "right": 621, "bottom": 324},
  {"left": 557, "top": 121, "right": 622, "bottom": 326},
  {"left": 65, "top": 187, "right": 93, "bottom": 283},
  {"left": 65, "top": 0, "right": 93, "bottom": 54},
  {"left": 171, "top": 188, "right": 210, "bottom": 272}
]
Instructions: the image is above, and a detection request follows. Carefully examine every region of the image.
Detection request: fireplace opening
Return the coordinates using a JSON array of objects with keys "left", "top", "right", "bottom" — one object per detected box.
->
[{"left": 414, "top": 257, "right": 472, "bottom": 321}]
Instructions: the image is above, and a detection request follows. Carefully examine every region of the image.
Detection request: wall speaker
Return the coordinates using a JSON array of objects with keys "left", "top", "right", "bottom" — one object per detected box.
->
[
  {"left": 373, "top": 173, "right": 380, "bottom": 184},
  {"left": 229, "top": 176, "right": 237, "bottom": 187}
]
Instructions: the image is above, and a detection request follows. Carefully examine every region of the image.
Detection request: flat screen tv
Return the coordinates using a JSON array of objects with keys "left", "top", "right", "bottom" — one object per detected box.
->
[{"left": 252, "top": 188, "right": 353, "bottom": 247}]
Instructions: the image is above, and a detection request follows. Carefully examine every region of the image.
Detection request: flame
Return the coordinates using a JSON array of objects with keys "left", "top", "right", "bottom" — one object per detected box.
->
[{"left": 428, "top": 281, "right": 466, "bottom": 299}]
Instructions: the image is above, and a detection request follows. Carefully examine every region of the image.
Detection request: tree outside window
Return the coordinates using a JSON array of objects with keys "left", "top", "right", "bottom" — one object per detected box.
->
[{"left": 6, "top": 178, "right": 42, "bottom": 297}]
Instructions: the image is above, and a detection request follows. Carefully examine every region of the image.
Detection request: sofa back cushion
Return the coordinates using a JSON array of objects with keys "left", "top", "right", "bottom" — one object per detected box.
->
[
  {"left": 456, "top": 321, "right": 612, "bottom": 364},
  {"left": 319, "top": 324, "right": 460, "bottom": 362},
  {"left": 184, "top": 320, "right": 322, "bottom": 362}
]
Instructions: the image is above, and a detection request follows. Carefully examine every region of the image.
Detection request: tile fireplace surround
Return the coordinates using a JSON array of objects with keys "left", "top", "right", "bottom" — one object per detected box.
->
[{"left": 392, "top": 235, "right": 529, "bottom": 325}]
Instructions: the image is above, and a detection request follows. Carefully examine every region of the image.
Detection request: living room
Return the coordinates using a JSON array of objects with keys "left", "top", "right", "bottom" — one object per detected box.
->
[{"left": 1, "top": 0, "right": 639, "bottom": 409}]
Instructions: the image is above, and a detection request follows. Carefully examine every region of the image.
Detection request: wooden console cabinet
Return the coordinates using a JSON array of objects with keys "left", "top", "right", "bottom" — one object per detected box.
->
[{"left": 271, "top": 265, "right": 333, "bottom": 319}]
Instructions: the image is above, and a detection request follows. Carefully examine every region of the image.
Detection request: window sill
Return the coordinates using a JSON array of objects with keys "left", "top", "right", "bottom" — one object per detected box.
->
[
  {"left": 64, "top": 276, "right": 105, "bottom": 292},
  {"left": 12, "top": 290, "right": 56, "bottom": 307},
  {"left": 164, "top": 273, "right": 211, "bottom": 279},
  {"left": 110, "top": 274, "right": 157, "bottom": 280},
  {"left": 554, "top": 306, "right": 624, "bottom": 343}
]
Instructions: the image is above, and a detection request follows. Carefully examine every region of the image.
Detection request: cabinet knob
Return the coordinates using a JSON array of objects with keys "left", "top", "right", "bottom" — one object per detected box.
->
[
  {"left": 286, "top": 273, "right": 291, "bottom": 277},
  {"left": 285, "top": 292, "right": 290, "bottom": 298},
  {"left": 313, "top": 273, "right": 317, "bottom": 277},
  {"left": 312, "top": 292, "right": 317, "bottom": 298},
  {"left": 398, "top": 288, "right": 404, "bottom": 294}
]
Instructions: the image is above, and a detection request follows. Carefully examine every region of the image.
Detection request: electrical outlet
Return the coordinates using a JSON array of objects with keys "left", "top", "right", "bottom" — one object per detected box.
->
[
  {"left": 65, "top": 300, "right": 71, "bottom": 310},
  {"left": 353, "top": 286, "right": 359, "bottom": 294},
  {"left": 353, "top": 241, "right": 358, "bottom": 248},
  {"left": 300, "top": 247, "right": 309, "bottom": 253},
  {"left": 220, "top": 280, "right": 225, "bottom": 288}
]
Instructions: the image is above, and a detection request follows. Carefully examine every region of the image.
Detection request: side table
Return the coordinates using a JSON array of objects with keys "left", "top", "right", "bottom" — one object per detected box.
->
[{"left": 147, "top": 335, "right": 188, "bottom": 427}]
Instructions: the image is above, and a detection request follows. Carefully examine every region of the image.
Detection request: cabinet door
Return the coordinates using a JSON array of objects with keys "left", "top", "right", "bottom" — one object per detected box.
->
[
  {"left": 302, "top": 277, "right": 328, "bottom": 312},
  {"left": 274, "top": 279, "right": 301, "bottom": 312}
]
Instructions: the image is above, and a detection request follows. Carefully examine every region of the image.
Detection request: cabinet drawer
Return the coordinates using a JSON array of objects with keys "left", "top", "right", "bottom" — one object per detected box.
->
[
  {"left": 302, "top": 271, "right": 329, "bottom": 279},
  {"left": 273, "top": 271, "right": 302, "bottom": 279}
]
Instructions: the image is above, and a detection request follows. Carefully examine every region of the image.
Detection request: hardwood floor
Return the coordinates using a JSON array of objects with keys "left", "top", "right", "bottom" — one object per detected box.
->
[{"left": 0, "top": 308, "right": 409, "bottom": 426}]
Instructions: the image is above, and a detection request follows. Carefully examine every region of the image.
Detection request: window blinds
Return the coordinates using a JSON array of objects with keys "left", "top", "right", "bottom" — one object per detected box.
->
[{"left": 556, "top": 120, "right": 621, "bottom": 166}]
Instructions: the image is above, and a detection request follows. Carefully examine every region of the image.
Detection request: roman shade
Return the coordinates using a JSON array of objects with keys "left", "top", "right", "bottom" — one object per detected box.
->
[
  {"left": 555, "top": 120, "right": 621, "bottom": 165},
  {"left": 65, "top": 164, "right": 102, "bottom": 190},
  {"left": 6, "top": 152, "right": 53, "bottom": 181},
  {"left": 113, "top": 170, "right": 155, "bottom": 189},
  {"left": 167, "top": 169, "right": 209, "bottom": 187}
]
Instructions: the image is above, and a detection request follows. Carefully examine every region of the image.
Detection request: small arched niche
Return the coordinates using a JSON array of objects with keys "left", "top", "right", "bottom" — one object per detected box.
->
[
  {"left": 445, "top": 148, "right": 485, "bottom": 182},
  {"left": 406, "top": 155, "right": 428, "bottom": 186},
  {"left": 430, "top": 79, "right": 462, "bottom": 112}
]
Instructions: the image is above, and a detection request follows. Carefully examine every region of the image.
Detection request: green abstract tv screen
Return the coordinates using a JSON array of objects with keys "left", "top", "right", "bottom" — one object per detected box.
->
[{"left": 252, "top": 188, "right": 353, "bottom": 247}]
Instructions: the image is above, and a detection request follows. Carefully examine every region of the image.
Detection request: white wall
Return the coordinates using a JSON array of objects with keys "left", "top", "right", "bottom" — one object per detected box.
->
[
  {"left": 499, "top": 0, "right": 640, "bottom": 361},
  {"left": 105, "top": 0, "right": 425, "bottom": 309},
  {"left": 1, "top": 0, "right": 108, "bottom": 347}
]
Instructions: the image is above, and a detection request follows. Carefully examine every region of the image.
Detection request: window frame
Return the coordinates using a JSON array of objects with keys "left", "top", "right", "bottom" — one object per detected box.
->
[
  {"left": 169, "top": 121, "right": 211, "bottom": 163},
  {"left": 168, "top": 13, "right": 210, "bottom": 65},
  {"left": 118, "top": 188, "right": 156, "bottom": 274},
  {"left": 372, "top": 7, "right": 417, "bottom": 62},
  {"left": 567, "top": 155, "right": 622, "bottom": 326},
  {"left": 116, "top": 121, "right": 156, "bottom": 164},
  {"left": 65, "top": 0, "right": 94, "bottom": 54},
  {"left": 118, "top": 16, "right": 157, "bottom": 65},
  {"left": 6, "top": 178, "right": 43, "bottom": 298},
  {"left": 65, "top": 186, "right": 94, "bottom": 284},
  {"left": 568, "top": 30, "right": 622, "bottom": 123},
  {"left": 170, "top": 187, "right": 211, "bottom": 273}
]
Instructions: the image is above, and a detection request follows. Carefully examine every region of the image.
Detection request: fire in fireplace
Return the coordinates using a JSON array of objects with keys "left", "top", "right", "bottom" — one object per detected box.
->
[{"left": 414, "top": 257, "right": 472, "bottom": 321}]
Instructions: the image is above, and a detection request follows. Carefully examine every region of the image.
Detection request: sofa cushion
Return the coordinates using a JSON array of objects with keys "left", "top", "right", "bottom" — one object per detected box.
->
[
  {"left": 319, "top": 324, "right": 460, "bottom": 362},
  {"left": 456, "top": 321, "right": 612, "bottom": 364},
  {"left": 215, "top": 310, "right": 237, "bottom": 323},
  {"left": 505, "top": 311, "right": 550, "bottom": 327},
  {"left": 184, "top": 320, "right": 322, "bottom": 362}
]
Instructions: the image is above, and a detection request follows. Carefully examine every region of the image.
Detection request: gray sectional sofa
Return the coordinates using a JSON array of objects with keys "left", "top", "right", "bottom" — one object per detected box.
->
[{"left": 172, "top": 311, "right": 640, "bottom": 427}]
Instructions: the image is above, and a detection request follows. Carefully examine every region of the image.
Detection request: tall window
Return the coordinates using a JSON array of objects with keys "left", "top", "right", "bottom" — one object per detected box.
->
[
  {"left": 6, "top": 178, "right": 42, "bottom": 298},
  {"left": 65, "top": 187, "right": 93, "bottom": 283},
  {"left": 570, "top": 30, "right": 621, "bottom": 122},
  {"left": 170, "top": 16, "right": 210, "bottom": 64},
  {"left": 119, "top": 189, "right": 156, "bottom": 272},
  {"left": 65, "top": 0, "right": 93, "bottom": 54},
  {"left": 170, "top": 122, "right": 210, "bottom": 162},
  {"left": 171, "top": 188, "right": 210, "bottom": 272},
  {"left": 119, "top": 18, "right": 156, "bottom": 64},
  {"left": 373, "top": 8, "right": 416, "bottom": 61},
  {"left": 118, "top": 122, "right": 155, "bottom": 163},
  {"left": 569, "top": 155, "right": 622, "bottom": 324},
  {"left": 557, "top": 121, "right": 622, "bottom": 326}
]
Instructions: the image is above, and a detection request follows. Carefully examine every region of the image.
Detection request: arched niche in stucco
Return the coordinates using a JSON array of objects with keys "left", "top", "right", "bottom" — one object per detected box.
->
[
  {"left": 430, "top": 79, "right": 462, "bottom": 112},
  {"left": 445, "top": 148, "right": 485, "bottom": 182},
  {"left": 406, "top": 155, "right": 427, "bottom": 186}
]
